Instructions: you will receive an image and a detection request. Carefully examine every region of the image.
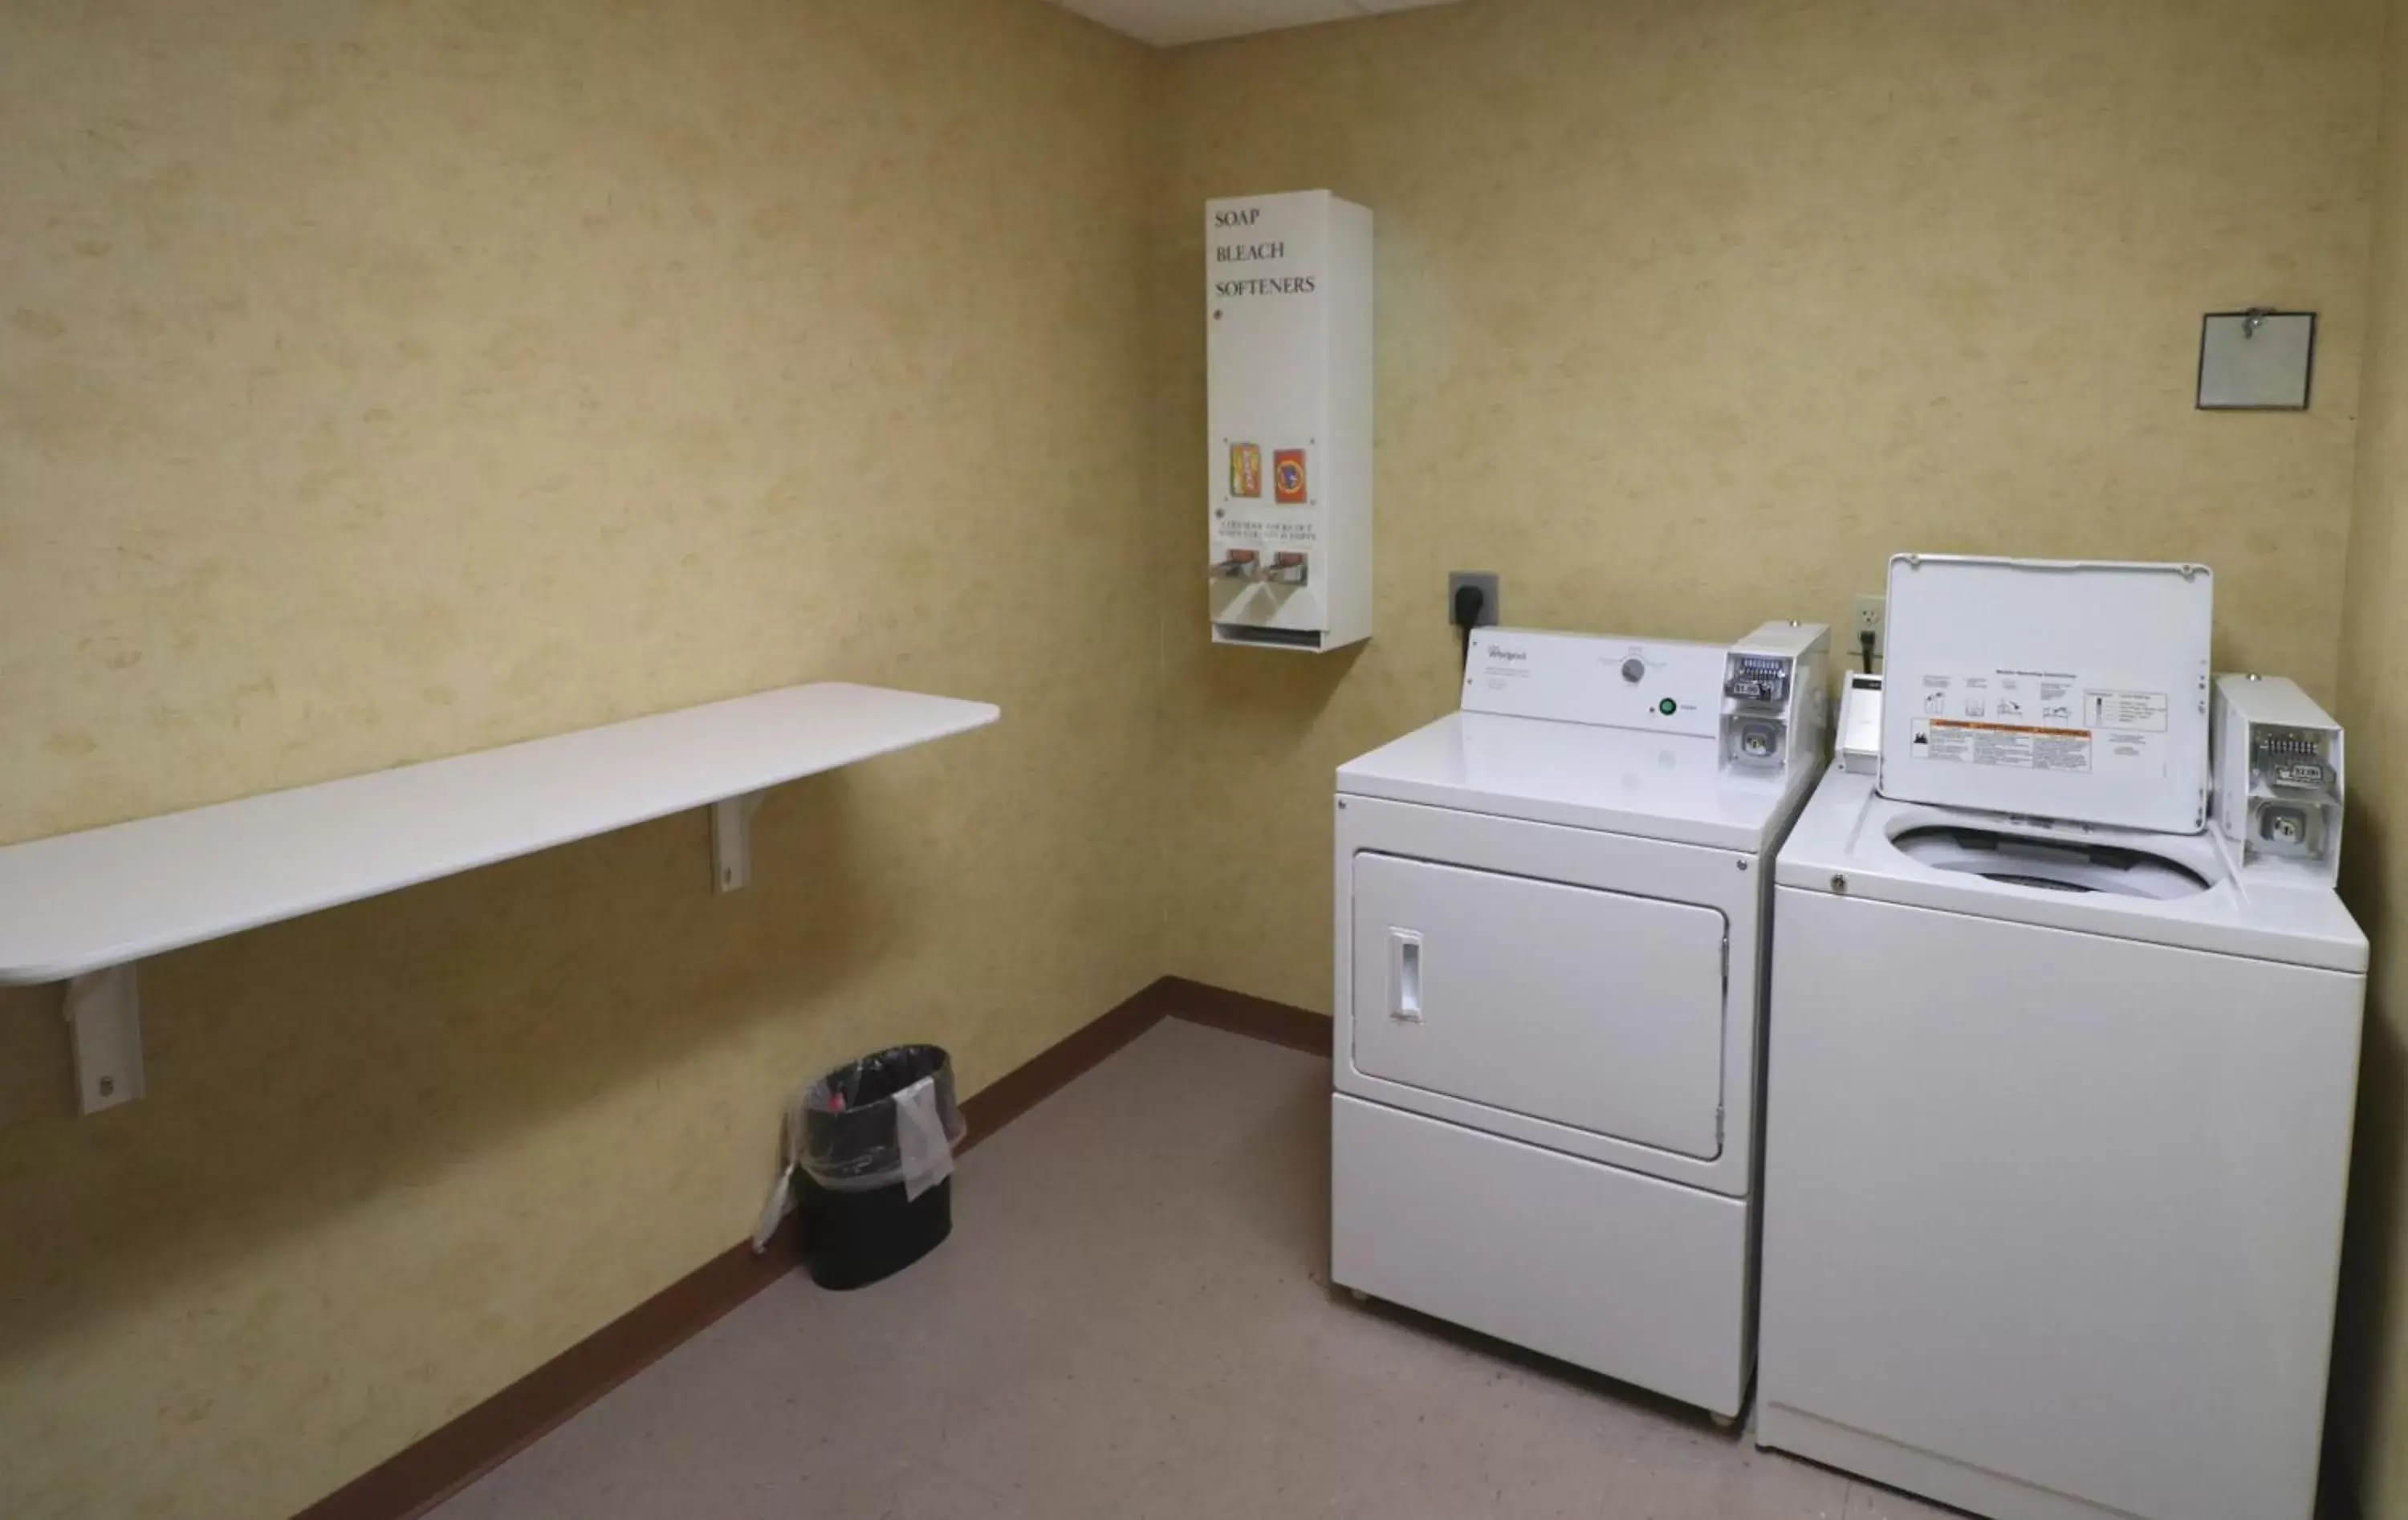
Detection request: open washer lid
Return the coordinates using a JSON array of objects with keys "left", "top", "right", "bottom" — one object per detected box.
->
[{"left": 1881, "top": 555, "right": 2213, "bottom": 834}]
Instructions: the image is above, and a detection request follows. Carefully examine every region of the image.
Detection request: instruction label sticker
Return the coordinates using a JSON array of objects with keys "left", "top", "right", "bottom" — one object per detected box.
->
[
  {"left": 1910, "top": 672, "right": 2174, "bottom": 778},
  {"left": 1216, "top": 514, "right": 1317, "bottom": 545},
  {"left": 2086, "top": 689, "right": 2169, "bottom": 731}
]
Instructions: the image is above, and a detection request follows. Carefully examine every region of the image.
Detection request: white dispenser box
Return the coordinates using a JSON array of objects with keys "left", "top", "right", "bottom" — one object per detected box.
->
[
  {"left": 1206, "top": 189, "right": 1373, "bottom": 652},
  {"left": 1721, "top": 620, "right": 1832, "bottom": 776},
  {"left": 2213, "top": 674, "right": 2346, "bottom": 881}
]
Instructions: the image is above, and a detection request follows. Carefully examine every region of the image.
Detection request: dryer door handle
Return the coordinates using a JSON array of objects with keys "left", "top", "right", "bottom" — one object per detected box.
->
[{"left": 1390, "top": 929, "right": 1424, "bottom": 1023}]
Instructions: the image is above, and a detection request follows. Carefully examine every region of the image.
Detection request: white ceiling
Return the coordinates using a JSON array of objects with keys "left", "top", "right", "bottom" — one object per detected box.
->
[{"left": 1049, "top": 0, "right": 1461, "bottom": 48}]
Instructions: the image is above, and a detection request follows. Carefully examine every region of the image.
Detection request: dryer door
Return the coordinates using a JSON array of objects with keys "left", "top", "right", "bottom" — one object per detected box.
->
[{"left": 1350, "top": 852, "right": 1729, "bottom": 1159}]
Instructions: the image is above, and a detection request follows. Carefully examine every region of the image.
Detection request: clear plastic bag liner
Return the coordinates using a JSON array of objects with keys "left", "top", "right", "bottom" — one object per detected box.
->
[
  {"left": 752, "top": 1046, "right": 966, "bottom": 1251},
  {"left": 750, "top": 1089, "right": 809, "bottom": 1254},
  {"left": 750, "top": 1157, "right": 796, "bottom": 1255},
  {"left": 797, "top": 1043, "right": 963, "bottom": 1190},
  {"left": 892, "top": 1075, "right": 955, "bottom": 1201}
]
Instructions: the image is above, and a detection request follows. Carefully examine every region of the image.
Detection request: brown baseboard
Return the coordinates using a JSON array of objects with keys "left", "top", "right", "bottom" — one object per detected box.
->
[
  {"left": 1155, "top": 973, "right": 1331, "bottom": 1055},
  {"left": 292, "top": 1237, "right": 799, "bottom": 1520},
  {"left": 295, "top": 974, "right": 1316, "bottom": 1519},
  {"left": 948, "top": 975, "right": 1173, "bottom": 1141}
]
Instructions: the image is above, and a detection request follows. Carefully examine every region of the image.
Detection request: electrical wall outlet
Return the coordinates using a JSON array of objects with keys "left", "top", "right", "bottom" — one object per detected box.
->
[
  {"left": 1449, "top": 571, "right": 1501, "bottom": 629},
  {"left": 1852, "top": 594, "right": 1885, "bottom": 659}
]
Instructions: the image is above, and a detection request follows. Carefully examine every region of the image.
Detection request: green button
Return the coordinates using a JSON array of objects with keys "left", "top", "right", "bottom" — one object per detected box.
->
[{"left": 1658, "top": 698, "right": 1678, "bottom": 716}]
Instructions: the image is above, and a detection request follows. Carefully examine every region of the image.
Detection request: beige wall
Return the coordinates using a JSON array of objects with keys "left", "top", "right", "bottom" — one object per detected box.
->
[
  {"left": 0, "top": 2, "right": 1158, "bottom": 1516},
  {"left": 1153, "top": 0, "right": 2390, "bottom": 1015},
  {"left": 2337, "top": 0, "right": 2408, "bottom": 1510},
  {"left": 8, "top": 0, "right": 2408, "bottom": 1514}
]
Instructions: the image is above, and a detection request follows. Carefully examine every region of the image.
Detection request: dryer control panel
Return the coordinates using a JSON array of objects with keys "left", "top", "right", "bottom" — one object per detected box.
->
[
  {"left": 1463, "top": 628, "right": 1722, "bottom": 735},
  {"left": 1462, "top": 622, "right": 1831, "bottom": 774}
]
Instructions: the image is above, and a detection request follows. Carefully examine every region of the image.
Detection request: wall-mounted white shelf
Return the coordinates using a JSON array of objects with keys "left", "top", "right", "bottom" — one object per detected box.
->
[{"left": 0, "top": 682, "right": 999, "bottom": 1112}]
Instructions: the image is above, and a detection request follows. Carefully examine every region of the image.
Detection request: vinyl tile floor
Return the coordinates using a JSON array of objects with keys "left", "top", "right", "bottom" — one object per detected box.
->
[{"left": 433, "top": 1017, "right": 1956, "bottom": 1519}]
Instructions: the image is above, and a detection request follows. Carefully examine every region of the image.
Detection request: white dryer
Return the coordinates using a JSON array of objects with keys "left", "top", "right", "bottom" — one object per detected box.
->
[
  {"left": 1332, "top": 620, "right": 1829, "bottom": 1418},
  {"left": 1756, "top": 557, "right": 2367, "bottom": 1520}
]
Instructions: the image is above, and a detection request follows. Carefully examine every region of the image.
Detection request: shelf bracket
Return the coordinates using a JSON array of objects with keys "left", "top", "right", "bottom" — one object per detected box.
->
[
  {"left": 63, "top": 963, "right": 144, "bottom": 1114},
  {"left": 710, "top": 792, "right": 767, "bottom": 894}
]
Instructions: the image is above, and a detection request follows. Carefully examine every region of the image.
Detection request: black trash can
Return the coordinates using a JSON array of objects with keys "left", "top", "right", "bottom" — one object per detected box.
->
[{"left": 794, "top": 1044, "right": 965, "bottom": 1290}]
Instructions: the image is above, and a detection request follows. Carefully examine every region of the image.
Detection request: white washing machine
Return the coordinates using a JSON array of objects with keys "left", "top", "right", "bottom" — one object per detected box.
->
[
  {"left": 1756, "top": 556, "right": 2367, "bottom": 1520},
  {"left": 1332, "top": 620, "right": 1829, "bottom": 1418}
]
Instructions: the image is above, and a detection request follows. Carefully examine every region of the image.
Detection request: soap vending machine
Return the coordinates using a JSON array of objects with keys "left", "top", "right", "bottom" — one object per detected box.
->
[{"left": 1206, "top": 189, "right": 1373, "bottom": 652}]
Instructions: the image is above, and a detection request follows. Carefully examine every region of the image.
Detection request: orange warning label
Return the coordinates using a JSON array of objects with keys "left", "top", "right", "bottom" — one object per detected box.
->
[
  {"left": 1928, "top": 719, "right": 2087, "bottom": 738},
  {"left": 1913, "top": 717, "right": 2092, "bottom": 773}
]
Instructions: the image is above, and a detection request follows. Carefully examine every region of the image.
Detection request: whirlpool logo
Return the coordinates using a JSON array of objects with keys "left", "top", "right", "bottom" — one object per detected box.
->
[{"left": 1487, "top": 645, "right": 1527, "bottom": 663}]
